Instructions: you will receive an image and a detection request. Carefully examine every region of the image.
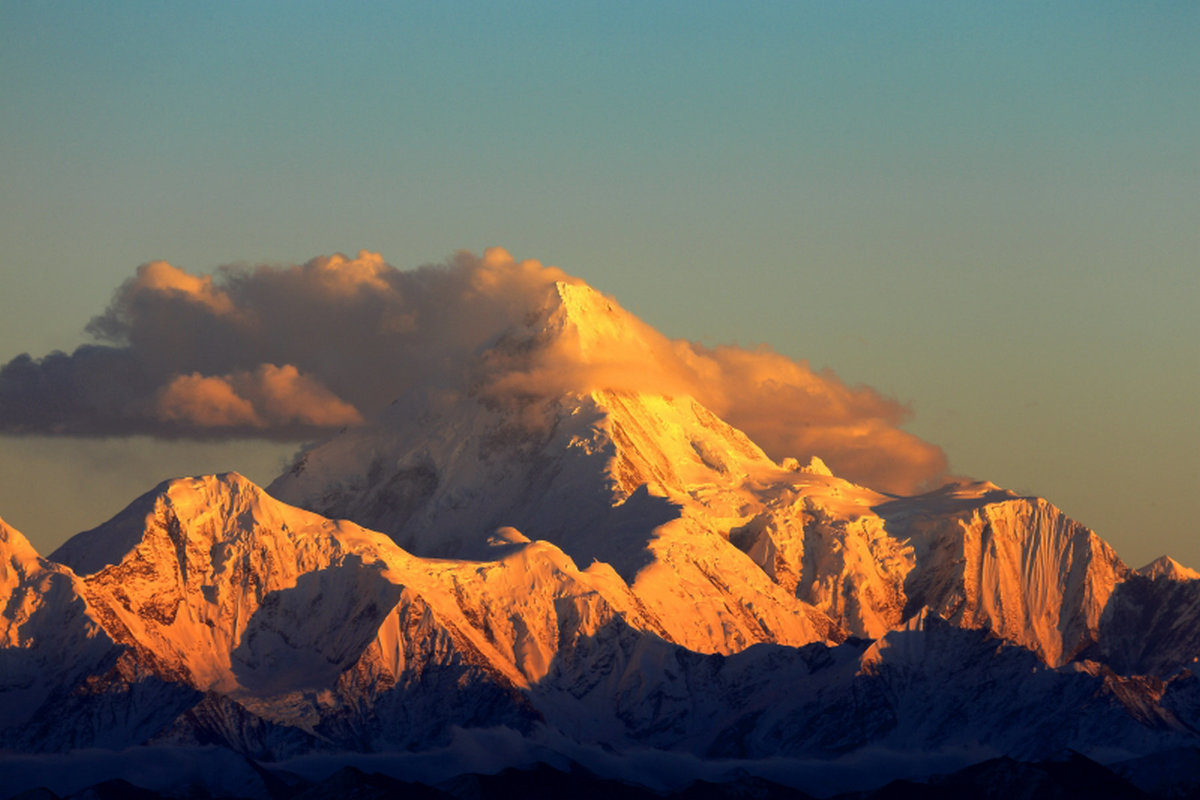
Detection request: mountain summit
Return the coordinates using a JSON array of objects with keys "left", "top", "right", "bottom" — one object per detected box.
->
[{"left": 1139, "top": 555, "right": 1200, "bottom": 582}]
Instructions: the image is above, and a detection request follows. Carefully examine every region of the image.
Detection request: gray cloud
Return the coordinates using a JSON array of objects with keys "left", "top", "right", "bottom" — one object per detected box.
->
[
  {"left": 0, "top": 248, "right": 946, "bottom": 493},
  {"left": 2, "top": 249, "right": 569, "bottom": 439}
]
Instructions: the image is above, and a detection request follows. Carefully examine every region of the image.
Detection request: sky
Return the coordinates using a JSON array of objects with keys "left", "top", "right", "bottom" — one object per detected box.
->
[{"left": 0, "top": 1, "right": 1197, "bottom": 569}]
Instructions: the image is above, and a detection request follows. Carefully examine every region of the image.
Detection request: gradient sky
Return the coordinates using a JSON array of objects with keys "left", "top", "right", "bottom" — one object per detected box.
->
[{"left": 1, "top": 2, "right": 1197, "bottom": 568}]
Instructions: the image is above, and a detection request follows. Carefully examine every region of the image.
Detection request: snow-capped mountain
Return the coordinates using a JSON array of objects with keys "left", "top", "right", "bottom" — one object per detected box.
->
[
  {"left": 32, "top": 473, "right": 667, "bottom": 752},
  {"left": 1138, "top": 555, "right": 1200, "bottom": 582},
  {"left": 5, "top": 474, "right": 1198, "bottom": 767},
  {"left": 0, "top": 517, "right": 116, "bottom": 738},
  {"left": 4, "top": 276, "right": 1200, "bottom": 796},
  {"left": 270, "top": 281, "right": 1135, "bottom": 668}
]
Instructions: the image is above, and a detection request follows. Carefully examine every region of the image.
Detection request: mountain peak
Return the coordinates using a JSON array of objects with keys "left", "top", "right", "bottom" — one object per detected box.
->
[
  {"left": 51, "top": 472, "right": 283, "bottom": 577},
  {"left": 0, "top": 517, "right": 43, "bottom": 600},
  {"left": 1137, "top": 555, "right": 1200, "bottom": 581},
  {"left": 543, "top": 279, "right": 662, "bottom": 362},
  {"left": 0, "top": 516, "right": 39, "bottom": 564},
  {"left": 475, "top": 277, "right": 697, "bottom": 412}
]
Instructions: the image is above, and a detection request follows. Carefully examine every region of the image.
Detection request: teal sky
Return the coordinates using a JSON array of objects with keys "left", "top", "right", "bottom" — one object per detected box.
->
[{"left": 1, "top": 2, "right": 1197, "bottom": 568}]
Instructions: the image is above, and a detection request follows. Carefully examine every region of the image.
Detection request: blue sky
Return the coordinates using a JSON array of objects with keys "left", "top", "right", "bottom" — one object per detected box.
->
[{"left": 1, "top": 1, "right": 1197, "bottom": 566}]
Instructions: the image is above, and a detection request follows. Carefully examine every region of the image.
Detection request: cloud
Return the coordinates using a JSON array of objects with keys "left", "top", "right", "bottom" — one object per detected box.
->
[
  {"left": 154, "top": 365, "right": 362, "bottom": 430},
  {"left": 687, "top": 345, "right": 947, "bottom": 493},
  {"left": 0, "top": 247, "right": 946, "bottom": 492},
  {"left": 475, "top": 281, "right": 946, "bottom": 493},
  {"left": 156, "top": 374, "right": 260, "bottom": 427}
]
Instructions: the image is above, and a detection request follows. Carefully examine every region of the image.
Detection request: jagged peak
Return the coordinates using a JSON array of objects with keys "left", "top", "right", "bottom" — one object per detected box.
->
[
  {"left": 0, "top": 517, "right": 42, "bottom": 590},
  {"left": 1137, "top": 555, "right": 1200, "bottom": 582},
  {"left": 472, "top": 277, "right": 676, "bottom": 407},
  {"left": 543, "top": 279, "right": 662, "bottom": 360},
  {"left": 552, "top": 278, "right": 610, "bottom": 312},
  {"left": 50, "top": 472, "right": 309, "bottom": 577},
  {"left": 0, "top": 516, "right": 38, "bottom": 560},
  {"left": 151, "top": 471, "right": 268, "bottom": 509}
]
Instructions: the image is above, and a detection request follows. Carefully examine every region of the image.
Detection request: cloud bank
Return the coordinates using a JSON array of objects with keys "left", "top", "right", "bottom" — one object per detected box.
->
[{"left": 0, "top": 249, "right": 946, "bottom": 493}]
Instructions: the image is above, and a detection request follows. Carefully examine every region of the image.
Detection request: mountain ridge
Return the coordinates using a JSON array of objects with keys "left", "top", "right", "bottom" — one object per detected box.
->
[
  {"left": 5, "top": 455, "right": 1200, "bottom": 792},
  {"left": 4, "top": 275, "right": 1200, "bottom": 796}
]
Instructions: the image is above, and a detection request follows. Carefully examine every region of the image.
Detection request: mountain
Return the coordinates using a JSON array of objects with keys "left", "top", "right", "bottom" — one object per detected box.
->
[
  {"left": 269, "top": 281, "right": 1134, "bottom": 668},
  {"left": 4, "top": 277, "right": 1200, "bottom": 797},
  {"left": 6, "top": 475, "right": 1199, "bottom": 768},
  {"left": 269, "top": 282, "right": 848, "bottom": 655},
  {"left": 36, "top": 472, "right": 679, "bottom": 753},
  {"left": 1138, "top": 555, "right": 1200, "bottom": 582},
  {"left": 0, "top": 516, "right": 117, "bottom": 743}
]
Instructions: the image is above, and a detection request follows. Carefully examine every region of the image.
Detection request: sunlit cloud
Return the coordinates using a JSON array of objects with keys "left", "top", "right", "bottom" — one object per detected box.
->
[
  {"left": 154, "top": 365, "right": 362, "bottom": 430},
  {"left": 476, "top": 280, "right": 947, "bottom": 494},
  {"left": 0, "top": 248, "right": 946, "bottom": 492},
  {"left": 156, "top": 373, "right": 260, "bottom": 428},
  {"left": 688, "top": 345, "right": 946, "bottom": 494}
]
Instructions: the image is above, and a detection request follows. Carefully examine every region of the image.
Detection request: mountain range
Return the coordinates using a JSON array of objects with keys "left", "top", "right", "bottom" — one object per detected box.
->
[{"left": 3, "top": 280, "right": 1199, "bottom": 798}]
